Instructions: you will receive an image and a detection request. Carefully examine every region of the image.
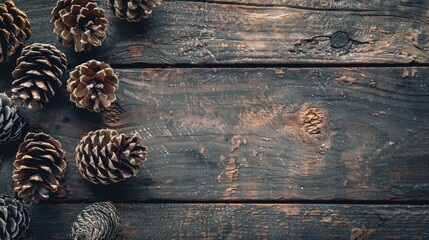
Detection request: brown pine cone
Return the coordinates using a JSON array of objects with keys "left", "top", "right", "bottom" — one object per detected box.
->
[
  {"left": 76, "top": 129, "right": 147, "bottom": 184},
  {"left": 72, "top": 202, "right": 120, "bottom": 240},
  {"left": 51, "top": 0, "right": 108, "bottom": 52},
  {"left": 108, "top": 0, "right": 161, "bottom": 22},
  {"left": 13, "top": 132, "right": 67, "bottom": 204},
  {"left": 0, "top": 195, "right": 30, "bottom": 240},
  {"left": 101, "top": 101, "right": 124, "bottom": 126},
  {"left": 11, "top": 43, "right": 67, "bottom": 109},
  {"left": 0, "top": 93, "right": 25, "bottom": 144},
  {"left": 0, "top": 0, "right": 31, "bottom": 63},
  {"left": 67, "top": 60, "right": 119, "bottom": 112}
]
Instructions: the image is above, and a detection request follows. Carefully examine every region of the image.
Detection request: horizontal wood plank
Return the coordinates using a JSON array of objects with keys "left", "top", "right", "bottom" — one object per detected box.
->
[
  {"left": 1, "top": 67, "right": 428, "bottom": 202},
  {"left": 11, "top": 0, "right": 429, "bottom": 65},
  {"left": 24, "top": 203, "right": 429, "bottom": 239}
]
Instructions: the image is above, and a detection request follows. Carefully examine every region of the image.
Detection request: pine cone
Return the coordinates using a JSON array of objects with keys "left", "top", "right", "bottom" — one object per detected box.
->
[
  {"left": 76, "top": 129, "right": 147, "bottom": 184},
  {"left": 108, "top": 0, "right": 161, "bottom": 22},
  {"left": 101, "top": 101, "right": 124, "bottom": 126},
  {"left": 0, "top": 195, "right": 30, "bottom": 240},
  {"left": 0, "top": 0, "right": 31, "bottom": 63},
  {"left": 67, "top": 60, "right": 119, "bottom": 112},
  {"left": 51, "top": 0, "right": 108, "bottom": 52},
  {"left": 72, "top": 202, "right": 120, "bottom": 240},
  {"left": 13, "top": 132, "right": 67, "bottom": 204},
  {"left": 11, "top": 43, "right": 67, "bottom": 109},
  {"left": 0, "top": 94, "right": 25, "bottom": 144}
]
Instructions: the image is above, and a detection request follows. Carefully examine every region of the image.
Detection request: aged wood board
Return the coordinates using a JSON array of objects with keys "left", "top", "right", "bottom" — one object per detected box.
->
[
  {"left": 13, "top": 0, "right": 429, "bottom": 66},
  {"left": 0, "top": 0, "right": 428, "bottom": 239},
  {"left": 1, "top": 67, "right": 428, "bottom": 203}
]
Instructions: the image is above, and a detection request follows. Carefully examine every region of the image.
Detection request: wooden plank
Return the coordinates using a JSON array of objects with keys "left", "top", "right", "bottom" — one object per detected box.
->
[
  {"left": 24, "top": 203, "right": 429, "bottom": 239},
  {"left": 12, "top": 0, "right": 429, "bottom": 65},
  {"left": 1, "top": 67, "right": 428, "bottom": 202}
]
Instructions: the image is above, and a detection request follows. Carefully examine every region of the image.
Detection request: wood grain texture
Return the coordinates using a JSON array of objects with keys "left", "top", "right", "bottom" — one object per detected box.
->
[
  {"left": 12, "top": 0, "right": 429, "bottom": 65},
  {"left": 1, "top": 67, "right": 428, "bottom": 202},
  {"left": 24, "top": 203, "right": 429, "bottom": 239}
]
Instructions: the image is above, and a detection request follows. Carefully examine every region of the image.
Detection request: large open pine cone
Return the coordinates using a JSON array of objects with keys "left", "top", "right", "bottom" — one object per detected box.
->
[
  {"left": 51, "top": 0, "right": 108, "bottom": 52},
  {"left": 13, "top": 132, "right": 67, "bottom": 204},
  {"left": 72, "top": 202, "right": 120, "bottom": 240},
  {"left": 0, "top": 0, "right": 31, "bottom": 63},
  {"left": 0, "top": 195, "right": 30, "bottom": 240},
  {"left": 76, "top": 129, "right": 147, "bottom": 184},
  {"left": 67, "top": 60, "right": 119, "bottom": 112},
  {"left": 108, "top": 0, "right": 161, "bottom": 22},
  {"left": 11, "top": 43, "right": 67, "bottom": 109},
  {"left": 0, "top": 94, "right": 25, "bottom": 144}
]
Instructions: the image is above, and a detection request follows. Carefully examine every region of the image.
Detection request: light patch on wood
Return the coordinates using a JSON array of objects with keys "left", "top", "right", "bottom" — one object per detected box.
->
[
  {"left": 251, "top": 149, "right": 258, "bottom": 158},
  {"left": 129, "top": 45, "right": 144, "bottom": 57},
  {"left": 350, "top": 225, "right": 377, "bottom": 240},
  {"left": 225, "top": 157, "right": 239, "bottom": 183},
  {"left": 335, "top": 76, "right": 357, "bottom": 85},
  {"left": 223, "top": 185, "right": 237, "bottom": 197},
  {"left": 277, "top": 205, "right": 301, "bottom": 216},
  {"left": 402, "top": 68, "right": 410, "bottom": 78},
  {"left": 230, "top": 137, "right": 241, "bottom": 153}
]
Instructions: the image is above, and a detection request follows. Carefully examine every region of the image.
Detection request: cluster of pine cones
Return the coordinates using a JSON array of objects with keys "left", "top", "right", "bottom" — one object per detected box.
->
[{"left": 1, "top": 0, "right": 160, "bottom": 238}]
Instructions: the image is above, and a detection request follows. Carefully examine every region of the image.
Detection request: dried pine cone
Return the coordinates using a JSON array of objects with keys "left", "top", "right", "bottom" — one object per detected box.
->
[
  {"left": 0, "top": 94, "right": 25, "bottom": 144},
  {"left": 108, "top": 0, "right": 161, "bottom": 22},
  {"left": 13, "top": 132, "right": 67, "bottom": 204},
  {"left": 67, "top": 60, "right": 119, "bottom": 112},
  {"left": 72, "top": 202, "right": 120, "bottom": 240},
  {"left": 101, "top": 101, "right": 124, "bottom": 126},
  {"left": 11, "top": 43, "right": 67, "bottom": 109},
  {"left": 0, "top": 0, "right": 31, "bottom": 63},
  {"left": 76, "top": 129, "right": 147, "bottom": 184},
  {"left": 51, "top": 0, "right": 108, "bottom": 52},
  {"left": 0, "top": 195, "right": 30, "bottom": 240}
]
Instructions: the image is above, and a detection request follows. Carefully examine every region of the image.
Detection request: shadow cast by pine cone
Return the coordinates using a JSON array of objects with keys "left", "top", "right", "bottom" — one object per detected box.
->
[{"left": 84, "top": 177, "right": 155, "bottom": 202}]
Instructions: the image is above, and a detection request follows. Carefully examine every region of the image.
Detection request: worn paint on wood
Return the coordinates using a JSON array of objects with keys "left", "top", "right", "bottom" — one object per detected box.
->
[
  {"left": 23, "top": 203, "right": 429, "bottom": 239},
  {"left": 1, "top": 67, "right": 428, "bottom": 202},
  {"left": 11, "top": 0, "right": 429, "bottom": 65}
]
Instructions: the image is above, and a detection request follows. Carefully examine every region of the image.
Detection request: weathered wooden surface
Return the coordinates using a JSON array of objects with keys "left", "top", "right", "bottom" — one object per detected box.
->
[
  {"left": 24, "top": 203, "right": 429, "bottom": 239},
  {"left": 1, "top": 67, "right": 428, "bottom": 202},
  {"left": 13, "top": 0, "right": 429, "bottom": 65}
]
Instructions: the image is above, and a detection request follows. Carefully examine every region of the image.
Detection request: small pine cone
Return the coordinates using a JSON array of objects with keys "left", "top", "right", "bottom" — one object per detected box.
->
[
  {"left": 13, "top": 132, "right": 67, "bottom": 204},
  {"left": 11, "top": 43, "right": 67, "bottom": 109},
  {"left": 67, "top": 60, "right": 119, "bottom": 112},
  {"left": 51, "top": 0, "right": 108, "bottom": 52},
  {"left": 76, "top": 129, "right": 147, "bottom": 184},
  {"left": 0, "top": 195, "right": 30, "bottom": 240},
  {"left": 0, "top": 0, "right": 31, "bottom": 63},
  {"left": 108, "top": 0, "right": 162, "bottom": 22},
  {"left": 101, "top": 101, "right": 124, "bottom": 126},
  {"left": 72, "top": 202, "right": 120, "bottom": 240},
  {"left": 0, "top": 94, "right": 25, "bottom": 144}
]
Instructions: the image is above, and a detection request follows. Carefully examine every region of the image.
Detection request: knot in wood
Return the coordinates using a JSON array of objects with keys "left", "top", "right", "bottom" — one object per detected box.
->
[
  {"left": 331, "top": 31, "right": 350, "bottom": 49},
  {"left": 417, "top": 33, "right": 429, "bottom": 45}
]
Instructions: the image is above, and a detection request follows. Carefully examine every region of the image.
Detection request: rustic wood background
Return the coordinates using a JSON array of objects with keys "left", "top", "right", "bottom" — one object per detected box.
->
[{"left": 0, "top": 0, "right": 428, "bottom": 239}]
